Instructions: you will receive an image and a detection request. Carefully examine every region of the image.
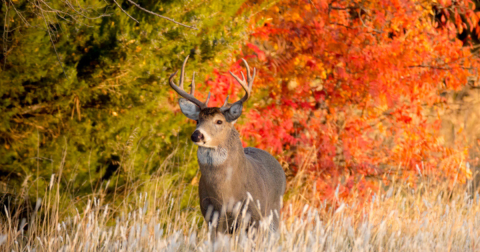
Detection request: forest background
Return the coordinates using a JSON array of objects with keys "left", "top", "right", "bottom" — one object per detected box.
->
[{"left": 1, "top": 0, "right": 480, "bottom": 234}]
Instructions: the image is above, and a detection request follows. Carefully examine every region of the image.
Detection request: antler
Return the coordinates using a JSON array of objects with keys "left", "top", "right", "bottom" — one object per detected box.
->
[
  {"left": 221, "top": 59, "right": 256, "bottom": 111},
  {"left": 169, "top": 55, "right": 210, "bottom": 109}
]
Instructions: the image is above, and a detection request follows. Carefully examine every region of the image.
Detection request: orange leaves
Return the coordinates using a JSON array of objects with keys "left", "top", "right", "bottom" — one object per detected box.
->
[
  {"left": 206, "top": 0, "right": 480, "bottom": 200},
  {"left": 246, "top": 43, "right": 266, "bottom": 61}
]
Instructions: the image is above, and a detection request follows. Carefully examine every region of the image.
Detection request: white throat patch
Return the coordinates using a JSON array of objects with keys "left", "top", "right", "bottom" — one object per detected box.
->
[{"left": 197, "top": 147, "right": 228, "bottom": 166}]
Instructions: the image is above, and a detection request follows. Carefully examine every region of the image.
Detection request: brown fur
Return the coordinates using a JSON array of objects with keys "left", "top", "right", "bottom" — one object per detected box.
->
[
  {"left": 172, "top": 55, "right": 286, "bottom": 237},
  {"left": 180, "top": 105, "right": 286, "bottom": 237},
  {"left": 199, "top": 107, "right": 221, "bottom": 118}
]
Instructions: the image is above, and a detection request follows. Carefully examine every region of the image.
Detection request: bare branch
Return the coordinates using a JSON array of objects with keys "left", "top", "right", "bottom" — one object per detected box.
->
[
  {"left": 126, "top": 0, "right": 198, "bottom": 30},
  {"left": 408, "top": 65, "right": 473, "bottom": 70},
  {"left": 113, "top": 0, "right": 138, "bottom": 23},
  {"left": 308, "top": 0, "right": 319, "bottom": 13},
  {"left": 19, "top": 103, "right": 49, "bottom": 115},
  {"left": 62, "top": 0, "right": 110, "bottom": 20},
  {"left": 357, "top": 7, "right": 382, "bottom": 34},
  {"left": 3, "top": 0, "right": 9, "bottom": 70},
  {"left": 8, "top": 0, "right": 30, "bottom": 27},
  {"left": 37, "top": 0, "right": 68, "bottom": 79}
]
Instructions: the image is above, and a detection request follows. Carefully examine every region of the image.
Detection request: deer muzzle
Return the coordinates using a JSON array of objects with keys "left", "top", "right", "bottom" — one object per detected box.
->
[{"left": 191, "top": 130, "right": 205, "bottom": 143}]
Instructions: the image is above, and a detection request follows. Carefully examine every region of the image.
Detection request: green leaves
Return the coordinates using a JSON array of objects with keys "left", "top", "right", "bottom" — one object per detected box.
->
[{"left": 0, "top": 0, "right": 250, "bottom": 202}]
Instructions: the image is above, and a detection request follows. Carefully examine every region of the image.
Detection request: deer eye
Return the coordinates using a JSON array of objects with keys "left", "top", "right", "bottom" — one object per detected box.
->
[{"left": 216, "top": 120, "right": 223, "bottom": 125}]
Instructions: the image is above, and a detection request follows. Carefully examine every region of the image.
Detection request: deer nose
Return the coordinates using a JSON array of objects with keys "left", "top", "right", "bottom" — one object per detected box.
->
[{"left": 191, "top": 130, "right": 204, "bottom": 142}]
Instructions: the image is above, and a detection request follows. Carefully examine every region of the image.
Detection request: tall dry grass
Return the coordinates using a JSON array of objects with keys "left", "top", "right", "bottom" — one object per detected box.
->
[{"left": 2, "top": 161, "right": 480, "bottom": 251}]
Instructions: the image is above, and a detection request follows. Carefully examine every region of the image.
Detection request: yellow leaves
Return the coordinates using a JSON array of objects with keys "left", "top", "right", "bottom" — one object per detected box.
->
[
  {"left": 112, "top": 111, "right": 118, "bottom": 117},
  {"left": 457, "top": 127, "right": 463, "bottom": 134},
  {"left": 313, "top": 110, "right": 322, "bottom": 118},
  {"left": 283, "top": 107, "right": 294, "bottom": 118},
  {"left": 457, "top": 24, "right": 463, "bottom": 34},
  {"left": 135, "top": 46, "right": 142, "bottom": 53},
  {"left": 377, "top": 122, "right": 385, "bottom": 134},
  {"left": 310, "top": 79, "right": 323, "bottom": 90},
  {"left": 287, "top": 78, "right": 298, "bottom": 90},
  {"left": 391, "top": 22, "right": 400, "bottom": 32},
  {"left": 191, "top": 176, "right": 199, "bottom": 186},
  {"left": 437, "top": 136, "right": 445, "bottom": 145},
  {"left": 111, "top": 21, "right": 115, "bottom": 27},
  {"left": 320, "top": 70, "right": 327, "bottom": 79},
  {"left": 294, "top": 57, "right": 301, "bottom": 66},
  {"left": 290, "top": 12, "right": 302, "bottom": 22},
  {"left": 379, "top": 94, "right": 387, "bottom": 106},
  {"left": 469, "top": 14, "right": 478, "bottom": 28}
]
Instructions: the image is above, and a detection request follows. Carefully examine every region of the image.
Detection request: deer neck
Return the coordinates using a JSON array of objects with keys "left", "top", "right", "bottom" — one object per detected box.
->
[{"left": 197, "top": 128, "right": 245, "bottom": 170}]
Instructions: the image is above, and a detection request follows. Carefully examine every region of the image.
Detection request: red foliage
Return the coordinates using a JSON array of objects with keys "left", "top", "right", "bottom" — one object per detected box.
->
[{"left": 209, "top": 0, "right": 479, "bottom": 199}]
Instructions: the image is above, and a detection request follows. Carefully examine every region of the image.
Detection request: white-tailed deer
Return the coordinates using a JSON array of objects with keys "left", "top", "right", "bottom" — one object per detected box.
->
[{"left": 169, "top": 56, "right": 286, "bottom": 236}]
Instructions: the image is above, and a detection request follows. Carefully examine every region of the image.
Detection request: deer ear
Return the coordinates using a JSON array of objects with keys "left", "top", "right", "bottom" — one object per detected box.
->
[
  {"left": 178, "top": 98, "right": 200, "bottom": 120},
  {"left": 222, "top": 102, "right": 243, "bottom": 122}
]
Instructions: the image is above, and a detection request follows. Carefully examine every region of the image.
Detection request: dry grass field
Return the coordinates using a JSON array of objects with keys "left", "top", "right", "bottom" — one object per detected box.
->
[{"left": 1, "top": 161, "right": 479, "bottom": 252}]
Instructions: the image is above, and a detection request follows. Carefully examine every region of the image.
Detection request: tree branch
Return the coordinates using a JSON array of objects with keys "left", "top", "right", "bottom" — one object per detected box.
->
[
  {"left": 3, "top": 0, "right": 9, "bottom": 70},
  {"left": 408, "top": 65, "right": 473, "bottom": 70},
  {"left": 126, "top": 0, "right": 198, "bottom": 30},
  {"left": 37, "top": 0, "right": 67, "bottom": 79},
  {"left": 113, "top": 0, "right": 138, "bottom": 23}
]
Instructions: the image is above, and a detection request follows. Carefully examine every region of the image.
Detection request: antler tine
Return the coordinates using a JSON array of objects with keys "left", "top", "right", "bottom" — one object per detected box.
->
[
  {"left": 205, "top": 92, "right": 211, "bottom": 107},
  {"left": 229, "top": 71, "right": 249, "bottom": 102},
  {"left": 169, "top": 56, "right": 207, "bottom": 109},
  {"left": 222, "top": 95, "right": 229, "bottom": 107},
  {"left": 242, "top": 58, "right": 251, "bottom": 82},
  {"left": 179, "top": 55, "right": 189, "bottom": 89},
  {"left": 219, "top": 95, "right": 230, "bottom": 112},
  {"left": 229, "top": 58, "right": 256, "bottom": 105},
  {"left": 242, "top": 58, "right": 256, "bottom": 91},
  {"left": 190, "top": 72, "right": 195, "bottom": 95}
]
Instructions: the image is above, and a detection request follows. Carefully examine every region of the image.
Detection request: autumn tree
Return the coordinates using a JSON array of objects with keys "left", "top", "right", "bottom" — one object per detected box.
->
[{"left": 206, "top": 0, "right": 479, "bottom": 199}]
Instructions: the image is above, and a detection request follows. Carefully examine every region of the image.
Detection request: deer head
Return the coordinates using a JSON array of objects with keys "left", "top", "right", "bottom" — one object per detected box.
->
[{"left": 168, "top": 56, "right": 255, "bottom": 149}]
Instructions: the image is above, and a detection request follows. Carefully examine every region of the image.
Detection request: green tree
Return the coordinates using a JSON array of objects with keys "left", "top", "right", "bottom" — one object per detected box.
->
[{"left": 0, "top": 0, "right": 251, "bottom": 202}]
